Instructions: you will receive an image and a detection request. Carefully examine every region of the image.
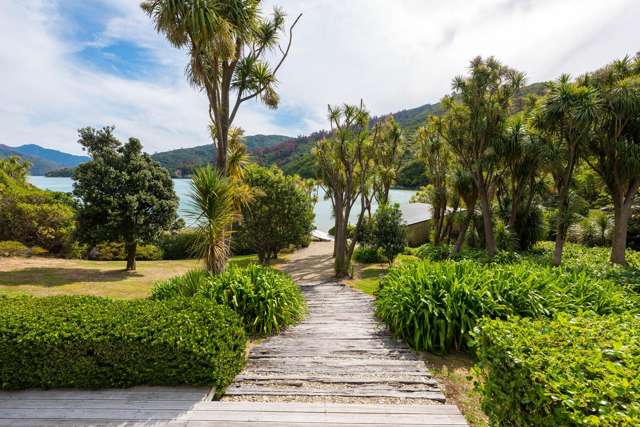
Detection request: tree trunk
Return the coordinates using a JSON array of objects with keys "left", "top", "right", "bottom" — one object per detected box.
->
[
  {"left": 477, "top": 179, "right": 496, "bottom": 257},
  {"left": 610, "top": 200, "right": 632, "bottom": 265},
  {"left": 334, "top": 200, "right": 349, "bottom": 278},
  {"left": 553, "top": 187, "right": 571, "bottom": 267},
  {"left": 453, "top": 216, "right": 470, "bottom": 254},
  {"left": 125, "top": 241, "right": 137, "bottom": 271}
]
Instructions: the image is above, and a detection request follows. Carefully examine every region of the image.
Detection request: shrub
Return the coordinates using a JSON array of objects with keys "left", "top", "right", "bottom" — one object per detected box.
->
[
  {"left": 89, "top": 242, "right": 163, "bottom": 261},
  {"left": 475, "top": 314, "right": 640, "bottom": 426},
  {"left": 152, "top": 265, "right": 305, "bottom": 336},
  {"left": 372, "top": 203, "right": 407, "bottom": 263},
  {"left": 236, "top": 165, "right": 315, "bottom": 263},
  {"left": 513, "top": 206, "right": 545, "bottom": 250},
  {"left": 375, "top": 259, "right": 637, "bottom": 353},
  {"left": 29, "top": 246, "right": 49, "bottom": 256},
  {"left": 415, "top": 243, "right": 451, "bottom": 261},
  {"left": 0, "top": 160, "right": 76, "bottom": 254},
  {"left": 0, "top": 295, "right": 246, "bottom": 395},
  {"left": 150, "top": 269, "right": 209, "bottom": 300},
  {"left": 353, "top": 246, "right": 385, "bottom": 263},
  {"left": 157, "top": 230, "right": 198, "bottom": 259},
  {"left": 0, "top": 240, "right": 28, "bottom": 257}
]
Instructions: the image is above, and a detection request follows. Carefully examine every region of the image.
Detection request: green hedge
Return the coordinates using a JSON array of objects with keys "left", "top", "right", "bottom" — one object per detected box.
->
[
  {"left": 375, "top": 259, "right": 637, "bottom": 353},
  {"left": 89, "top": 242, "right": 163, "bottom": 261},
  {"left": 353, "top": 246, "right": 385, "bottom": 263},
  {"left": 152, "top": 265, "right": 305, "bottom": 336},
  {"left": 475, "top": 314, "right": 640, "bottom": 426},
  {"left": 156, "top": 230, "right": 198, "bottom": 260},
  {"left": 0, "top": 296, "right": 246, "bottom": 395}
]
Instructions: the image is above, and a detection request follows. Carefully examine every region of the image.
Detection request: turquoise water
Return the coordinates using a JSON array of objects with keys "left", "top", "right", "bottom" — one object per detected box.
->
[{"left": 27, "top": 176, "right": 415, "bottom": 232}]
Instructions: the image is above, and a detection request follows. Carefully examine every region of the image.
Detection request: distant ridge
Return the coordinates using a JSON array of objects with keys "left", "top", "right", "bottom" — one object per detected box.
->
[{"left": 0, "top": 144, "right": 89, "bottom": 175}]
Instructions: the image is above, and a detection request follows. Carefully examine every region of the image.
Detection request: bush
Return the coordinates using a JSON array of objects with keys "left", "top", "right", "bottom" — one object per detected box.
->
[
  {"left": 152, "top": 265, "right": 305, "bottom": 336},
  {"left": 513, "top": 206, "right": 545, "bottom": 250},
  {"left": 375, "top": 259, "right": 637, "bottom": 353},
  {"left": 89, "top": 242, "right": 163, "bottom": 261},
  {"left": 237, "top": 166, "right": 315, "bottom": 263},
  {"left": 415, "top": 243, "right": 451, "bottom": 261},
  {"left": 372, "top": 203, "right": 407, "bottom": 263},
  {"left": 475, "top": 314, "right": 640, "bottom": 426},
  {"left": 157, "top": 230, "right": 198, "bottom": 259},
  {"left": 353, "top": 246, "right": 385, "bottom": 263},
  {"left": 0, "top": 240, "right": 28, "bottom": 256},
  {"left": 0, "top": 295, "right": 246, "bottom": 395},
  {"left": 0, "top": 160, "right": 76, "bottom": 254}
]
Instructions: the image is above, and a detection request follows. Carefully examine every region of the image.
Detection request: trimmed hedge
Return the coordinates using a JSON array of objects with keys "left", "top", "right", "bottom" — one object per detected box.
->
[
  {"left": 475, "top": 314, "right": 640, "bottom": 426},
  {"left": 375, "top": 259, "right": 637, "bottom": 353},
  {"left": 152, "top": 265, "right": 305, "bottom": 336},
  {"left": 89, "top": 242, "right": 163, "bottom": 261},
  {"left": 0, "top": 295, "right": 246, "bottom": 395},
  {"left": 0, "top": 240, "right": 28, "bottom": 256},
  {"left": 353, "top": 246, "right": 385, "bottom": 263}
]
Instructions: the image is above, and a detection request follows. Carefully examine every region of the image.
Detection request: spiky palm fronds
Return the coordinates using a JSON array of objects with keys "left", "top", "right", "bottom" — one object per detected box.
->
[{"left": 188, "top": 165, "right": 239, "bottom": 273}]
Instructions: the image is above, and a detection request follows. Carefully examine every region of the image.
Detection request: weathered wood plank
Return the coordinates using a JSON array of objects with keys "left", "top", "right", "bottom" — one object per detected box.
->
[{"left": 224, "top": 388, "right": 446, "bottom": 401}]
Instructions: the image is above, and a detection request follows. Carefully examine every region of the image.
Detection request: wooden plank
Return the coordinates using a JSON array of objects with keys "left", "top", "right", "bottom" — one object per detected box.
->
[
  {"left": 233, "top": 375, "right": 438, "bottom": 385},
  {"left": 0, "top": 389, "right": 209, "bottom": 401},
  {"left": 223, "top": 388, "right": 446, "bottom": 401},
  {"left": 195, "top": 402, "right": 463, "bottom": 414}
]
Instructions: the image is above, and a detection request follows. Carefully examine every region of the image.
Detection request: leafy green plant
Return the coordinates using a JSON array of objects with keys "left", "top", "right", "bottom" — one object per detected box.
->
[
  {"left": 156, "top": 230, "right": 199, "bottom": 259},
  {"left": 353, "top": 246, "right": 385, "bottom": 263},
  {"left": 0, "top": 295, "right": 246, "bottom": 395},
  {"left": 375, "top": 258, "right": 637, "bottom": 353},
  {"left": 0, "top": 241, "right": 28, "bottom": 257},
  {"left": 89, "top": 242, "right": 163, "bottom": 261},
  {"left": 474, "top": 314, "right": 640, "bottom": 426},
  {"left": 152, "top": 265, "right": 305, "bottom": 336}
]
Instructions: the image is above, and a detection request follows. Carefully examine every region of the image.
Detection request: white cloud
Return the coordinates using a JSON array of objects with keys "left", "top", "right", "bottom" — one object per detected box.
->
[{"left": 1, "top": 0, "right": 638, "bottom": 155}]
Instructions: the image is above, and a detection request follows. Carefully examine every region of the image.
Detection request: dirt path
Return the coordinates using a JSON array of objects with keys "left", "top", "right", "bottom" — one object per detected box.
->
[{"left": 224, "top": 242, "right": 449, "bottom": 406}]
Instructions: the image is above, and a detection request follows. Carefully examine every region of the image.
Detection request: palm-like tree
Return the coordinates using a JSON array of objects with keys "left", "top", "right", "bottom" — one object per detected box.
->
[
  {"left": 188, "top": 165, "right": 239, "bottom": 273},
  {"left": 141, "top": 0, "right": 301, "bottom": 175},
  {"left": 532, "top": 75, "right": 599, "bottom": 265}
]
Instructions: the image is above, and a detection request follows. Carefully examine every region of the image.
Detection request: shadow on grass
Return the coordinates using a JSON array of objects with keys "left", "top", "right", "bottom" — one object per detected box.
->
[{"left": 0, "top": 267, "right": 141, "bottom": 287}]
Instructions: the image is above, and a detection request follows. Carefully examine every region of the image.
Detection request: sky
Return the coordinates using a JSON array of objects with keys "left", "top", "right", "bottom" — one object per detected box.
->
[{"left": 0, "top": 0, "right": 638, "bottom": 155}]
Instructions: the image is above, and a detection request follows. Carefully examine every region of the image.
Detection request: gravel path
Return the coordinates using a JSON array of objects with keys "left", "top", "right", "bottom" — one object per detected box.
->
[{"left": 223, "top": 242, "right": 446, "bottom": 404}]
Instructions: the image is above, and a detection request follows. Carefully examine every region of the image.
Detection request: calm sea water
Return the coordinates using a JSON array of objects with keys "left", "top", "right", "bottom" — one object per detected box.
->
[{"left": 27, "top": 176, "right": 416, "bottom": 232}]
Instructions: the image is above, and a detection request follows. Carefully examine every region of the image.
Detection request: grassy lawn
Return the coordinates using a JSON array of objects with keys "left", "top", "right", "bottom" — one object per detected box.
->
[
  {"left": 0, "top": 254, "right": 258, "bottom": 299},
  {"left": 345, "top": 262, "right": 387, "bottom": 295}
]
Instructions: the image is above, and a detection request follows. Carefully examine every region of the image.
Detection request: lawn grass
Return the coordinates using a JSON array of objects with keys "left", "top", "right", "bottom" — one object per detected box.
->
[
  {"left": 345, "top": 263, "right": 387, "bottom": 295},
  {"left": 0, "top": 254, "right": 258, "bottom": 299}
]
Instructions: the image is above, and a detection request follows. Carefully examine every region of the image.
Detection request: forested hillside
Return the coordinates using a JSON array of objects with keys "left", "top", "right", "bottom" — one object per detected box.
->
[{"left": 255, "top": 81, "right": 549, "bottom": 181}]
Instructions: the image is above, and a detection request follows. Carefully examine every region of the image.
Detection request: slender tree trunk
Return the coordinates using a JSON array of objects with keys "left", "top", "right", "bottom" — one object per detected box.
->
[
  {"left": 553, "top": 183, "right": 571, "bottom": 267},
  {"left": 476, "top": 178, "right": 496, "bottom": 257},
  {"left": 610, "top": 195, "right": 633, "bottom": 265},
  {"left": 125, "top": 241, "right": 137, "bottom": 271},
  {"left": 508, "top": 192, "right": 520, "bottom": 230},
  {"left": 334, "top": 200, "right": 349, "bottom": 277}
]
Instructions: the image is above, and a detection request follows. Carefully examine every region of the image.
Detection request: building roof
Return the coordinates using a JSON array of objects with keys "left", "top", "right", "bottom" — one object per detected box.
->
[{"left": 399, "top": 203, "right": 432, "bottom": 225}]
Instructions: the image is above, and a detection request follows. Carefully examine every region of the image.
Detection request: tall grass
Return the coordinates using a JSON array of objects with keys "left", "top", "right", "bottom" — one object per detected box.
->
[
  {"left": 375, "top": 258, "right": 638, "bottom": 353},
  {"left": 151, "top": 265, "right": 305, "bottom": 336}
]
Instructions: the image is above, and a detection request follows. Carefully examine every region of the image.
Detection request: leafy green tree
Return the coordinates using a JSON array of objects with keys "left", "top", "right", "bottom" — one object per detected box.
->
[
  {"left": 532, "top": 76, "right": 598, "bottom": 266},
  {"left": 371, "top": 116, "right": 404, "bottom": 204},
  {"left": 142, "top": 0, "right": 301, "bottom": 175},
  {"left": 372, "top": 203, "right": 407, "bottom": 265},
  {"left": 0, "top": 157, "right": 75, "bottom": 253},
  {"left": 495, "top": 116, "right": 544, "bottom": 231},
  {"left": 582, "top": 55, "right": 640, "bottom": 264},
  {"left": 451, "top": 168, "right": 478, "bottom": 254},
  {"left": 238, "top": 165, "right": 314, "bottom": 263},
  {"left": 74, "top": 127, "right": 178, "bottom": 271},
  {"left": 314, "top": 103, "right": 373, "bottom": 277},
  {"left": 442, "top": 56, "right": 525, "bottom": 257},
  {"left": 417, "top": 119, "right": 451, "bottom": 245}
]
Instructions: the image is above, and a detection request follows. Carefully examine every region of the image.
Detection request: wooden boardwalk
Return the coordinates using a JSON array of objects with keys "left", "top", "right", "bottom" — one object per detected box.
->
[
  {"left": 225, "top": 281, "right": 449, "bottom": 404},
  {"left": 0, "top": 243, "right": 467, "bottom": 425}
]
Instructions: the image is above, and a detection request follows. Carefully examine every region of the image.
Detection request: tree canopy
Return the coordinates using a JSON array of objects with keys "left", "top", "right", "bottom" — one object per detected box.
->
[{"left": 73, "top": 127, "right": 178, "bottom": 270}]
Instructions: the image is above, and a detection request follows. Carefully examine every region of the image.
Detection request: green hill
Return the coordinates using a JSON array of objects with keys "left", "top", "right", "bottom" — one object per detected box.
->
[
  {"left": 254, "top": 82, "right": 549, "bottom": 181},
  {"left": 151, "top": 134, "right": 292, "bottom": 177}
]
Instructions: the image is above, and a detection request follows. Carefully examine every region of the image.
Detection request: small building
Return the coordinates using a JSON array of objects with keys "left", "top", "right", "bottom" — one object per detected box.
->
[{"left": 399, "top": 202, "right": 432, "bottom": 247}]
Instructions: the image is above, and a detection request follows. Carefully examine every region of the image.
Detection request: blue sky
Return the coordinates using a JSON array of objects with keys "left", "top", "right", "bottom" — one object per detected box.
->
[{"left": 1, "top": 0, "right": 639, "bottom": 154}]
